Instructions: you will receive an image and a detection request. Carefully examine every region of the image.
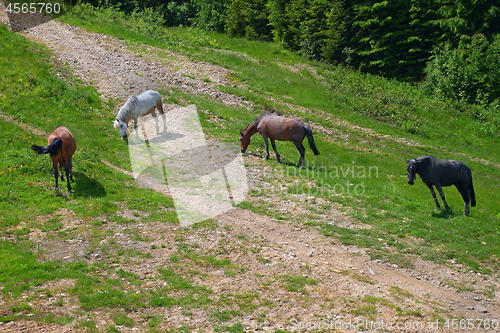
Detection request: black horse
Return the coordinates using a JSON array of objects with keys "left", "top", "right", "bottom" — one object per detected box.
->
[{"left": 406, "top": 156, "right": 476, "bottom": 215}]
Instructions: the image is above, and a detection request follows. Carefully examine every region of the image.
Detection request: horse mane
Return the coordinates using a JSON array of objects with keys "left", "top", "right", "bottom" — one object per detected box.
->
[
  {"left": 245, "top": 112, "right": 273, "bottom": 131},
  {"left": 415, "top": 155, "right": 434, "bottom": 164},
  {"left": 116, "top": 95, "right": 140, "bottom": 123}
]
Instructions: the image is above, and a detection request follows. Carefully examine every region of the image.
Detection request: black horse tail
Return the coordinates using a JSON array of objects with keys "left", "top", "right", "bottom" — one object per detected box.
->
[
  {"left": 304, "top": 126, "right": 320, "bottom": 155},
  {"left": 31, "top": 137, "right": 63, "bottom": 156},
  {"left": 469, "top": 177, "right": 476, "bottom": 207}
]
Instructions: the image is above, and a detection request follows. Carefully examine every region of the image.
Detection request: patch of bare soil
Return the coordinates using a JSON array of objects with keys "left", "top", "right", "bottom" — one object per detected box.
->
[{"left": 0, "top": 10, "right": 499, "bottom": 333}]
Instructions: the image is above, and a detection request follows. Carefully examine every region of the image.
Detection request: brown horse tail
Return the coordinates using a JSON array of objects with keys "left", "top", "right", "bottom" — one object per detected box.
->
[
  {"left": 31, "top": 137, "right": 63, "bottom": 156},
  {"left": 304, "top": 126, "right": 320, "bottom": 155},
  {"left": 469, "top": 177, "right": 476, "bottom": 207}
]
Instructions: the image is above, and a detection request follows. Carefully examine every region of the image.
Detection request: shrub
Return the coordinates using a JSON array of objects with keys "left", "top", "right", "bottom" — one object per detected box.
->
[
  {"left": 192, "top": 0, "right": 229, "bottom": 32},
  {"left": 424, "top": 34, "right": 500, "bottom": 105}
]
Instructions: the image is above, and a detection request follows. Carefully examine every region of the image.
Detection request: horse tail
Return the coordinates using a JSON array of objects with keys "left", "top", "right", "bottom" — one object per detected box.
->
[
  {"left": 31, "top": 137, "right": 63, "bottom": 156},
  {"left": 469, "top": 177, "right": 476, "bottom": 207},
  {"left": 156, "top": 95, "right": 164, "bottom": 115},
  {"left": 304, "top": 126, "right": 320, "bottom": 155}
]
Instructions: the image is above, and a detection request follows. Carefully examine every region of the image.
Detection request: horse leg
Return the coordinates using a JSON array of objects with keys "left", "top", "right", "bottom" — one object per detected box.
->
[
  {"left": 426, "top": 184, "right": 440, "bottom": 210},
  {"left": 69, "top": 158, "right": 74, "bottom": 182},
  {"left": 435, "top": 184, "right": 450, "bottom": 210},
  {"left": 263, "top": 136, "right": 270, "bottom": 160},
  {"left": 161, "top": 113, "right": 166, "bottom": 132},
  {"left": 151, "top": 108, "right": 160, "bottom": 135},
  {"left": 52, "top": 160, "right": 59, "bottom": 190},
  {"left": 59, "top": 164, "right": 64, "bottom": 181},
  {"left": 134, "top": 117, "right": 140, "bottom": 140},
  {"left": 270, "top": 139, "right": 280, "bottom": 162},
  {"left": 455, "top": 183, "right": 470, "bottom": 215},
  {"left": 59, "top": 158, "right": 65, "bottom": 181},
  {"left": 293, "top": 141, "right": 306, "bottom": 168},
  {"left": 65, "top": 161, "right": 72, "bottom": 191}
]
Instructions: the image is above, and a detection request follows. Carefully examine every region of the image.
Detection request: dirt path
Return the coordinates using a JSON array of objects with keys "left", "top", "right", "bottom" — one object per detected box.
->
[{"left": 0, "top": 12, "right": 499, "bottom": 333}]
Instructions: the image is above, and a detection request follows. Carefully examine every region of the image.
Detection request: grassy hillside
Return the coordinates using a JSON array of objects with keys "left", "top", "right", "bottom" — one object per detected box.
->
[
  {"left": 0, "top": 3, "right": 499, "bottom": 329},
  {"left": 59, "top": 4, "right": 500, "bottom": 272}
]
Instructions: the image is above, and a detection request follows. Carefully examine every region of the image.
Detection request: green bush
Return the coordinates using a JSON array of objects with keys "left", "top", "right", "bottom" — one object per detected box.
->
[
  {"left": 424, "top": 33, "right": 500, "bottom": 105},
  {"left": 71, "top": 3, "right": 166, "bottom": 38},
  {"left": 192, "top": 0, "right": 228, "bottom": 32},
  {"left": 164, "top": 1, "right": 197, "bottom": 27}
]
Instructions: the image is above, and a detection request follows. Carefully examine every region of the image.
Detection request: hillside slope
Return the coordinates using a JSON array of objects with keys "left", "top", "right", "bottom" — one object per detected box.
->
[{"left": 0, "top": 9, "right": 499, "bottom": 333}]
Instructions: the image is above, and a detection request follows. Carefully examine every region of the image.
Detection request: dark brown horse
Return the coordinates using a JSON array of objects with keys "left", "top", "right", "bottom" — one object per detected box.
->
[
  {"left": 406, "top": 156, "right": 476, "bottom": 215},
  {"left": 32, "top": 126, "right": 77, "bottom": 192},
  {"left": 240, "top": 113, "right": 319, "bottom": 167}
]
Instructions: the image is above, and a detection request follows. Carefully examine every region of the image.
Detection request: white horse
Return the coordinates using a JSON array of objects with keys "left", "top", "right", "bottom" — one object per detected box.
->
[{"left": 113, "top": 90, "right": 166, "bottom": 139}]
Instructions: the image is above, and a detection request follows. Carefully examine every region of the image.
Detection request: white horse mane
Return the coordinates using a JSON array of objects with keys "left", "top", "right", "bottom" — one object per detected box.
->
[{"left": 115, "top": 95, "right": 140, "bottom": 125}]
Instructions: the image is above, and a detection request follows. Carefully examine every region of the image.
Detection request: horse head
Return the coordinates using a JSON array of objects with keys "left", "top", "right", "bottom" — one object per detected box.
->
[
  {"left": 406, "top": 158, "right": 417, "bottom": 185},
  {"left": 114, "top": 119, "right": 128, "bottom": 139},
  {"left": 239, "top": 130, "right": 251, "bottom": 153}
]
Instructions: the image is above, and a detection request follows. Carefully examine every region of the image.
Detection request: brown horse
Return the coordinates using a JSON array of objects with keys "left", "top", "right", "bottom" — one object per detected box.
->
[
  {"left": 32, "top": 126, "right": 76, "bottom": 192},
  {"left": 240, "top": 113, "right": 320, "bottom": 167}
]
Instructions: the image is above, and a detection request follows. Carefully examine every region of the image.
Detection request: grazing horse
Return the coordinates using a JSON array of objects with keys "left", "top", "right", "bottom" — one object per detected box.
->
[
  {"left": 406, "top": 156, "right": 476, "bottom": 215},
  {"left": 32, "top": 126, "right": 76, "bottom": 192},
  {"left": 240, "top": 113, "right": 320, "bottom": 167},
  {"left": 113, "top": 90, "right": 165, "bottom": 139}
]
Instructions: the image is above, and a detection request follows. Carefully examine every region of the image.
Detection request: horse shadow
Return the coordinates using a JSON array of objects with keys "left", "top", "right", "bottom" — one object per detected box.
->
[
  {"left": 243, "top": 152, "right": 263, "bottom": 159},
  {"left": 127, "top": 131, "right": 184, "bottom": 146},
  {"left": 280, "top": 159, "right": 319, "bottom": 170},
  {"left": 431, "top": 208, "right": 457, "bottom": 219},
  {"left": 243, "top": 152, "right": 321, "bottom": 170},
  {"left": 71, "top": 172, "right": 106, "bottom": 198}
]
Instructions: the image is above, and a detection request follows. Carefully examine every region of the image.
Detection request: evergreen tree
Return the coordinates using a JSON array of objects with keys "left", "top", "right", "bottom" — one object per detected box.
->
[
  {"left": 227, "top": 0, "right": 272, "bottom": 39},
  {"left": 352, "top": 0, "right": 441, "bottom": 80},
  {"left": 434, "top": 0, "right": 500, "bottom": 42},
  {"left": 268, "top": 0, "right": 346, "bottom": 61}
]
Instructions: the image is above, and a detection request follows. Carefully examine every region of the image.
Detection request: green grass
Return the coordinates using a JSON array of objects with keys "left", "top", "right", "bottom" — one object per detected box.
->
[
  {"left": 214, "top": 321, "right": 245, "bottom": 333},
  {"left": 210, "top": 309, "right": 242, "bottom": 323},
  {"left": 111, "top": 312, "right": 135, "bottom": 327},
  {"left": 0, "top": 21, "right": 177, "bottom": 317},
  {"left": 0, "top": 240, "right": 90, "bottom": 298},
  {"left": 281, "top": 275, "right": 317, "bottom": 293},
  {"left": 1, "top": 1, "right": 500, "bottom": 328}
]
